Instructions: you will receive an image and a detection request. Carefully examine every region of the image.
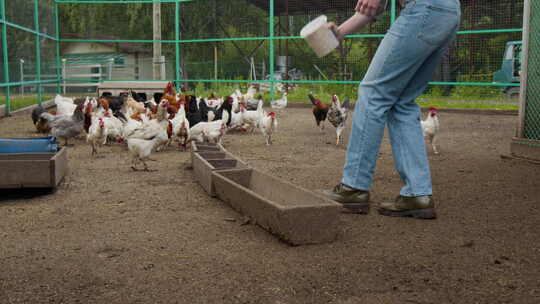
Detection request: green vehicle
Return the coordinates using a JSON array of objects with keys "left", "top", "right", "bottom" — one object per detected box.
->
[{"left": 493, "top": 41, "right": 522, "bottom": 98}]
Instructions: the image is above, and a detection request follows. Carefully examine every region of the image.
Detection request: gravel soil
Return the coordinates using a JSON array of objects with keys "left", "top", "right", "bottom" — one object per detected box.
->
[{"left": 0, "top": 107, "right": 539, "bottom": 304}]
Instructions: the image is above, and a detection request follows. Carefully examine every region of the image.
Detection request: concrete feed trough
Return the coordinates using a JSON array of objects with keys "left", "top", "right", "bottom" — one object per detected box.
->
[
  {"left": 192, "top": 151, "right": 248, "bottom": 196},
  {"left": 190, "top": 141, "right": 223, "bottom": 166},
  {"left": 212, "top": 168, "right": 341, "bottom": 245},
  {"left": 0, "top": 147, "right": 68, "bottom": 189}
]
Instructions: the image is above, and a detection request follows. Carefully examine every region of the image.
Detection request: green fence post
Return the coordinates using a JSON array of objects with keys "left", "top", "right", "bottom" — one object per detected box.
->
[
  {"left": 269, "top": 0, "right": 275, "bottom": 101},
  {"left": 34, "top": 0, "right": 42, "bottom": 104},
  {"left": 55, "top": 1, "right": 61, "bottom": 94},
  {"left": 1, "top": 0, "right": 9, "bottom": 116},
  {"left": 175, "top": 0, "right": 181, "bottom": 90},
  {"left": 390, "top": 0, "right": 396, "bottom": 24}
]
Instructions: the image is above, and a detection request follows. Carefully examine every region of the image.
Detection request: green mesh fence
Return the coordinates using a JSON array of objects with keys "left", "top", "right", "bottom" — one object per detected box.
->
[
  {"left": 0, "top": 0, "right": 60, "bottom": 115},
  {"left": 0, "top": 0, "right": 529, "bottom": 116},
  {"left": 523, "top": 0, "right": 539, "bottom": 140}
]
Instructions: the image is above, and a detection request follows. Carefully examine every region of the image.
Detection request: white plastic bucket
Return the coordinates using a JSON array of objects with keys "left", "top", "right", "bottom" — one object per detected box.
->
[{"left": 300, "top": 15, "right": 339, "bottom": 58}]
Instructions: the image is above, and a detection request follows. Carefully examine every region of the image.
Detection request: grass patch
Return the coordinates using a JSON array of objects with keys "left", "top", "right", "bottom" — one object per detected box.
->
[
  {"left": 0, "top": 95, "right": 53, "bottom": 111},
  {"left": 418, "top": 100, "right": 519, "bottom": 110},
  {"left": 287, "top": 95, "right": 518, "bottom": 111},
  {"left": 416, "top": 97, "right": 518, "bottom": 111}
]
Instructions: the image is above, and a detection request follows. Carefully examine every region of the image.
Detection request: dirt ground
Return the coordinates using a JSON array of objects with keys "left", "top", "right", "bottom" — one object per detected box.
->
[{"left": 0, "top": 106, "right": 539, "bottom": 304}]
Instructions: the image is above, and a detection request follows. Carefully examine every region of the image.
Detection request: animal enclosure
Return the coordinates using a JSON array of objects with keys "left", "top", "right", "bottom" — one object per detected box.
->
[{"left": 1, "top": 0, "right": 539, "bottom": 159}]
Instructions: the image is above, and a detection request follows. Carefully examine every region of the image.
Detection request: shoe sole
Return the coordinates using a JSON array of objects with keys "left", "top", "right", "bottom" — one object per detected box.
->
[
  {"left": 341, "top": 203, "right": 370, "bottom": 215},
  {"left": 377, "top": 208, "right": 436, "bottom": 219}
]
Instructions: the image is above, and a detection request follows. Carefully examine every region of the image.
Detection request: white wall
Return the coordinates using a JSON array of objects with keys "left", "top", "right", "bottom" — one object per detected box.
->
[{"left": 63, "top": 42, "right": 116, "bottom": 55}]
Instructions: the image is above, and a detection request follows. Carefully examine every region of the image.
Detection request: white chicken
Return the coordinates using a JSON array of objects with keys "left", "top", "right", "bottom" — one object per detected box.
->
[
  {"left": 242, "top": 98, "right": 265, "bottom": 132},
  {"left": 124, "top": 100, "right": 170, "bottom": 152},
  {"left": 54, "top": 94, "right": 77, "bottom": 116},
  {"left": 271, "top": 92, "right": 288, "bottom": 109},
  {"left": 190, "top": 111, "right": 229, "bottom": 144},
  {"left": 86, "top": 117, "right": 108, "bottom": 156},
  {"left": 259, "top": 111, "right": 278, "bottom": 145},
  {"left": 94, "top": 106, "right": 125, "bottom": 144},
  {"left": 231, "top": 94, "right": 241, "bottom": 113},
  {"left": 229, "top": 102, "right": 246, "bottom": 131},
  {"left": 127, "top": 131, "right": 169, "bottom": 172},
  {"left": 421, "top": 107, "right": 440, "bottom": 154},
  {"left": 327, "top": 94, "right": 350, "bottom": 146}
]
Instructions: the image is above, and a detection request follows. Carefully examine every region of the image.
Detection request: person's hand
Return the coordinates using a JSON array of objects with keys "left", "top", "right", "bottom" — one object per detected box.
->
[
  {"left": 355, "top": 0, "right": 381, "bottom": 18},
  {"left": 326, "top": 22, "right": 345, "bottom": 42}
]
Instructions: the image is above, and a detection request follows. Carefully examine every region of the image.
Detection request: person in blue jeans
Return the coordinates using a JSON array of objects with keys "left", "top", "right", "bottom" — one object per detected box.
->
[{"left": 325, "top": 0, "right": 461, "bottom": 219}]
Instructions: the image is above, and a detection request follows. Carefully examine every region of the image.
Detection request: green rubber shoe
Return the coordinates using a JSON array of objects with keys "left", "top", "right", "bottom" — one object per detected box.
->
[
  {"left": 323, "top": 183, "right": 370, "bottom": 214},
  {"left": 377, "top": 195, "right": 436, "bottom": 219}
]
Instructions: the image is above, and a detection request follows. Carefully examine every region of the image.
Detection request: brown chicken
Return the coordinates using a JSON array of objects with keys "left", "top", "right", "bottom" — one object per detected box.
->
[
  {"left": 98, "top": 98, "right": 111, "bottom": 112},
  {"left": 164, "top": 81, "right": 176, "bottom": 96},
  {"left": 160, "top": 82, "right": 184, "bottom": 119},
  {"left": 308, "top": 93, "right": 329, "bottom": 131},
  {"left": 130, "top": 112, "right": 144, "bottom": 122}
]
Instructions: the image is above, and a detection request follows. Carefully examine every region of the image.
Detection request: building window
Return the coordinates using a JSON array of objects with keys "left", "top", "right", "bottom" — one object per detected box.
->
[{"left": 114, "top": 57, "right": 125, "bottom": 65}]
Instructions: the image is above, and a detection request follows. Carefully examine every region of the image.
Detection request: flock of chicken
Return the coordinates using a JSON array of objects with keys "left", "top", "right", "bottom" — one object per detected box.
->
[
  {"left": 29, "top": 82, "right": 439, "bottom": 171},
  {"left": 30, "top": 82, "right": 283, "bottom": 171}
]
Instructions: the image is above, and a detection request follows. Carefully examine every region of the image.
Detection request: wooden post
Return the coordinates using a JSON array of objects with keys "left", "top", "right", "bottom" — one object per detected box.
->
[{"left": 153, "top": 1, "right": 164, "bottom": 80}]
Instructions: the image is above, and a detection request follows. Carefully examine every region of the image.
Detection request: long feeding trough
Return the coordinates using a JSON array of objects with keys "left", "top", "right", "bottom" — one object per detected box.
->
[
  {"left": 213, "top": 168, "right": 341, "bottom": 245},
  {"left": 191, "top": 142, "right": 248, "bottom": 197},
  {"left": 191, "top": 141, "right": 341, "bottom": 245}
]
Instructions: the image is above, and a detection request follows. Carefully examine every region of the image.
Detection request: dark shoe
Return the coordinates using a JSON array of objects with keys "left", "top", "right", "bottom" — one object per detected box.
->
[
  {"left": 323, "top": 183, "right": 370, "bottom": 214},
  {"left": 377, "top": 195, "right": 436, "bottom": 219}
]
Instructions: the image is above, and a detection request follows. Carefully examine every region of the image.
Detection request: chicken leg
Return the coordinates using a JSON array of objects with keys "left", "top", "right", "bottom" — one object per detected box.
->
[
  {"left": 91, "top": 143, "right": 97, "bottom": 156},
  {"left": 336, "top": 126, "right": 344, "bottom": 146},
  {"left": 429, "top": 135, "right": 439, "bottom": 154},
  {"left": 141, "top": 160, "right": 157, "bottom": 172}
]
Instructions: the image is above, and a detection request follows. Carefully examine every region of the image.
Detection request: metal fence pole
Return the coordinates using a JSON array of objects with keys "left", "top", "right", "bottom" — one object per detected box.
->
[
  {"left": 55, "top": 1, "right": 61, "bottom": 94},
  {"left": 269, "top": 0, "right": 275, "bottom": 100},
  {"left": 1, "top": 0, "right": 10, "bottom": 116},
  {"left": 391, "top": 0, "right": 397, "bottom": 24},
  {"left": 517, "top": 0, "right": 531, "bottom": 138},
  {"left": 34, "top": 0, "right": 42, "bottom": 104},
  {"left": 108, "top": 58, "right": 113, "bottom": 80},
  {"left": 62, "top": 59, "right": 67, "bottom": 94},
  {"left": 175, "top": 1, "right": 181, "bottom": 90}
]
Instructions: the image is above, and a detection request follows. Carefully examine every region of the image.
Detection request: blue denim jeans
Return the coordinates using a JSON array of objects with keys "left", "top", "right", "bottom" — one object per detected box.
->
[{"left": 342, "top": 0, "right": 461, "bottom": 196}]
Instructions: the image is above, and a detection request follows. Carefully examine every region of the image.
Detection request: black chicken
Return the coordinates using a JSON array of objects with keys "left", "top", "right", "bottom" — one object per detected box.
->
[
  {"left": 213, "top": 96, "right": 234, "bottom": 126},
  {"left": 31, "top": 103, "right": 46, "bottom": 126},
  {"left": 187, "top": 95, "right": 203, "bottom": 127}
]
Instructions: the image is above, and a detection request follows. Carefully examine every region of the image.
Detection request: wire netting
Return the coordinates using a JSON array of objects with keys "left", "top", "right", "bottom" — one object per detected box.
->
[
  {"left": 55, "top": 0, "right": 524, "bottom": 97},
  {"left": 0, "top": 0, "right": 530, "bottom": 115},
  {"left": 523, "top": 0, "right": 539, "bottom": 140}
]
